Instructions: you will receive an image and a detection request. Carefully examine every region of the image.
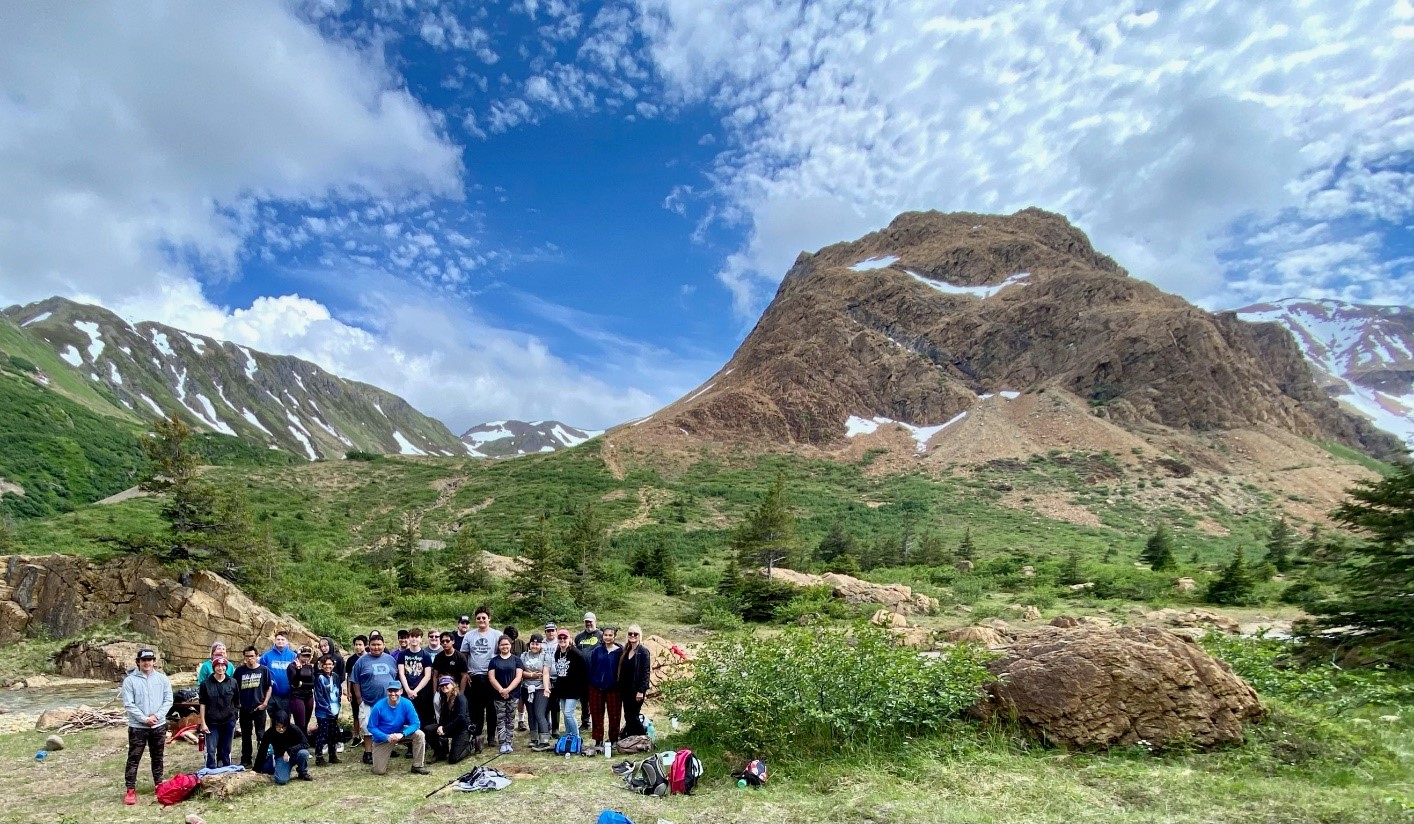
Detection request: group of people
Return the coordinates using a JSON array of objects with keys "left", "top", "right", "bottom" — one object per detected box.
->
[{"left": 120, "top": 607, "right": 653, "bottom": 803}]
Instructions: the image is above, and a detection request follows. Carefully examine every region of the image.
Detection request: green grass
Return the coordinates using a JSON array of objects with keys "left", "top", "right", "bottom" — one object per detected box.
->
[{"left": 1316, "top": 439, "right": 1396, "bottom": 476}]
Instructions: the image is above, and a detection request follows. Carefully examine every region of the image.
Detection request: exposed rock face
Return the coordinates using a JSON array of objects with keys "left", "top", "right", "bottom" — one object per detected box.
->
[
  {"left": 56, "top": 641, "right": 148, "bottom": 681},
  {"left": 1139, "top": 607, "right": 1239, "bottom": 635},
  {"left": 767, "top": 567, "right": 939, "bottom": 615},
  {"left": 0, "top": 555, "right": 317, "bottom": 668},
  {"left": 608, "top": 209, "right": 1394, "bottom": 459},
  {"left": 946, "top": 625, "right": 1012, "bottom": 647},
  {"left": 870, "top": 608, "right": 908, "bottom": 628},
  {"left": 979, "top": 625, "right": 1263, "bottom": 750}
]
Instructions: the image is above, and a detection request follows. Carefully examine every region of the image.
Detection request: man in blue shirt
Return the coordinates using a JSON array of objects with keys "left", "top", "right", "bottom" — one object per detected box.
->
[
  {"left": 259, "top": 631, "right": 297, "bottom": 715},
  {"left": 366, "top": 684, "right": 428, "bottom": 776},
  {"left": 349, "top": 631, "right": 397, "bottom": 765}
]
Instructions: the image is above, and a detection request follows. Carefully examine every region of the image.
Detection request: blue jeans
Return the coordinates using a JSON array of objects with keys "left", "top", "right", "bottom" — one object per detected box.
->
[
  {"left": 263, "top": 748, "right": 310, "bottom": 784},
  {"left": 559, "top": 698, "right": 580, "bottom": 739},
  {"left": 205, "top": 719, "right": 236, "bottom": 769}
]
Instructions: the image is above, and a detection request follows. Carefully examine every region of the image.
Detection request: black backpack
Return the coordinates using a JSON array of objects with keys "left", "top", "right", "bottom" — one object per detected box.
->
[{"left": 621, "top": 754, "right": 669, "bottom": 796}]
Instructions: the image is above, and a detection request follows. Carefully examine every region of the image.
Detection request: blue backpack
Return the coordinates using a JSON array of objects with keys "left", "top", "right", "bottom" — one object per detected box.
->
[
  {"left": 597, "top": 812, "right": 633, "bottom": 824},
  {"left": 554, "top": 734, "right": 582, "bottom": 755}
]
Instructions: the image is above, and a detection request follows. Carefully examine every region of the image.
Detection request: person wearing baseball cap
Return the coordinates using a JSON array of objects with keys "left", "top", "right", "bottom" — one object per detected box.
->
[
  {"left": 573, "top": 613, "right": 603, "bottom": 732},
  {"left": 285, "top": 645, "right": 318, "bottom": 736},
  {"left": 198, "top": 652, "right": 239, "bottom": 770},
  {"left": 551, "top": 629, "right": 589, "bottom": 742},
  {"left": 120, "top": 649, "right": 171, "bottom": 805},
  {"left": 367, "top": 683, "right": 428, "bottom": 775},
  {"left": 542, "top": 622, "right": 560, "bottom": 736}
]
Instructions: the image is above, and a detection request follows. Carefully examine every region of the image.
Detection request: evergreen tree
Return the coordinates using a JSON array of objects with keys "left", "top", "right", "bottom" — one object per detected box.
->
[
  {"left": 956, "top": 528, "right": 975, "bottom": 561},
  {"left": 1141, "top": 524, "right": 1177, "bottom": 571},
  {"left": 1264, "top": 517, "right": 1295, "bottom": 573},
  {"left": 914, "top": 533, "right": 946, "bottom": 568},
  {"left": 510, "top": 514, "right": 568, "bottom": 621},
  {"left": 1309, "top": 463, "right": 1414, "bottom": 643},
  {"left": 138, "top": 415, "right": 227, "bottom": 565},
  {"left": 563, "top": 502, "right": 607, "bottom": 606},
  {"left": 1060, "top": 547, "right": 1084, "bottom": 586},
  {"left": 728, "top": 472, "right": 797, "bottom": 576},
  {"left": 646, "top": 542, "right": 678, "bottom": 594},
  {"left": 1205, "top": 547, "right": 1257, "bottom": 606},
  {"left": 447, "top": 529, "right": 491, "bottom": 593},
  {"left": 814, "top": 522, "right": 858, "bottom": 567}
]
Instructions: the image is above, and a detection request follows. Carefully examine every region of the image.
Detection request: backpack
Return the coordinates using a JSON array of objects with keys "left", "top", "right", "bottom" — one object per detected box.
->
[
  {"left": 622, "top": 754, "right": 669, "bottom": 797},
  {"left": 667, "top": 748, "right": 702, "bottom": 795},
  {"left": 453, "top": 766, "right": 511, "bottom": 793},
  {"left": 155, "top": 772, "right": 200, "bottom": 806},
  {"left": 733, "top": 759, "right": 768, "bottom": 787},
  {"left": 554, "top": 734, "right": 582, "bottom": 755},
  {"left": 597, "top": 811, "right": 634, "bottom": 824}
]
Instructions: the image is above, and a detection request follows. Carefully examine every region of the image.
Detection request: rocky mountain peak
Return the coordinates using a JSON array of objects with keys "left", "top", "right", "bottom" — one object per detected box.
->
[
  {"left": 610, "top": 209, "right": 1400, "bottom": 461},
  {"left": 460, "top": 419, "right": 601, "bottom": 458}
]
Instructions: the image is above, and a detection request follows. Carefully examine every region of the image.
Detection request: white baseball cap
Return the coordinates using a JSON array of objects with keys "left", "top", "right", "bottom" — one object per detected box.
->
[{"left": 583, "top": 612, "right": 596, "bottom": 622}]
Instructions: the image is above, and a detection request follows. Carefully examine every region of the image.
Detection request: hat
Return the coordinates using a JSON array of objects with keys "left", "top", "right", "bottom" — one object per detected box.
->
[
  {"left": 583, "top": 612, "right": 596, "bottom": 622},
  {"left": 385, "top": 683, "right": 402, "bottom": 693},
  {"left": 544, "top": 621, "right": 556, "bottom": 630},
  {"left": 459, "top": 615, "right": 471, "bottom": 623},
  {"left": 136, "top": 649, "right": 157, "bottom": 661},
  {"left": 212, "top": 655, "right": 227, "bottom": 667},
  {"left": 530, "top": 633, "right": 544, "bottom": 643},
  {"left": 557, "top": 630, "right": 569, "bottom": 639},
  {"left": 299, "top": 645, "right": 313, "bottom": 655},
  {"left": 438, "top": 676, "right": 454, "bottom": 687},
  {"left": 368, "top": 631, "right": 384, "bottom": 641}
]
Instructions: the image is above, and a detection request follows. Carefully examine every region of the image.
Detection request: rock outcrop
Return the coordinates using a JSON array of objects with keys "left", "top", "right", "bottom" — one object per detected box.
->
[
  {"left": 0, "top": 555, "right": 317, "bottom": 668},
  {"left": 946, "top": 625, "right": 1012, "bottom": 647},
  {"left": 56, "top": 641, "right": 149, "bottom": 681},
  {"left": 978, "top": 625, "right": 1263, "bottom": 750},
  {"left": 766, "top": 568, "right": 939, "bottom": 615}
]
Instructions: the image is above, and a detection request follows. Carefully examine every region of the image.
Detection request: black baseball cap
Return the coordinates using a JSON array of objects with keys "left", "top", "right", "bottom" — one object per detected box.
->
[{"left": 368, "top": 631, "right": 384, "bottom": 642}]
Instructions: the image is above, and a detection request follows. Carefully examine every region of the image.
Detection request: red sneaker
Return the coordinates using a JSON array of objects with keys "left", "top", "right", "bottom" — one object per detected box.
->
[{"left": 123, "top": 788, "right": 136, "bottom": 805}]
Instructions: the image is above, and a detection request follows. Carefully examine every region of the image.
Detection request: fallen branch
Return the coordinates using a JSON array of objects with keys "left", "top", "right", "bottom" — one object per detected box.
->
[{"left": 57, "top": 708, "right": 125, "bottom": 733}]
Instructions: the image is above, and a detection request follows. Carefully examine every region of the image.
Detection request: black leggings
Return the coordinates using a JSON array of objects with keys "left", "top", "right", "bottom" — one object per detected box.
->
[
  {"left": 125, "top": 726, "right": 165, "bottom": 789},
  {"left": 621, "top": 693, "right": 646, "bottom": 737}
]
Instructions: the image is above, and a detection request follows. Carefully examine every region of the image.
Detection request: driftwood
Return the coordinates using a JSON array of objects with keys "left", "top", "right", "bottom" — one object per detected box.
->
[{"left": 56, "top": 707, "right": 125, "bottom": 733}]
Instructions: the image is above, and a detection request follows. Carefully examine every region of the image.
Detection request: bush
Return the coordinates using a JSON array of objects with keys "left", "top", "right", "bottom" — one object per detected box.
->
[
  {"left": 295, "top": 602, "right": 352, "bottom": 641},
  {"left": 661, "top": 626, "right": 995, "bottom": 759},
  {"left": 774, "top": 584, "right": 850, "bottom": 623},
  {"left": 1200, "top": 632, "right": 1414, "bottom": 712},
  {"left": 1088, "top": 566, "right": 1171, "bottom": 602}
]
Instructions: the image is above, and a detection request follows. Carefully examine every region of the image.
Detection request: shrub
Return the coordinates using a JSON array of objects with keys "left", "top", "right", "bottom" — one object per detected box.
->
[
  {"left": 1200, "top": 632, "right": 1414, "bottom": 712},
  {"left": 774, "top": 584, "right": 850, "bottom": 623},
  {"left": 661, "top": 626, "right": 995, "bottom": 759}
]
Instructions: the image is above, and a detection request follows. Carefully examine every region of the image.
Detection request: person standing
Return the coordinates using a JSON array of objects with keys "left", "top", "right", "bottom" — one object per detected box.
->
[
  {"left": 313, "top": 654, "right": 343, "bottom": 766},
  {"left": 543, "top": 621, "right": 560, "bottom": 736},
  {"left": 519, "top": 632, "right": 552, "bottom": 751},
  {"left": 398, "top": 628, "right": 435, "bottom": 734},
  {"left": 318, "top": 636, "right": 346, "bottom": 682},
  {"left": 574, "top": 613, "right": 603, "bottom": 732},
  {"left": 452, "top": 615, "right": 472, "bottom": 649},
  {"left": 345, "top": 635, "right": 366, "bottom": 746},
  {"left": 617, "top": 625, "right": 652, "bottom": 737},
  {"left": 587, "top": 626, "right": 622, "bottom": 751},
  {"left": 551, "top": 629, "right": 588, "bottom": 744},
  {"left": 259, "top": 631, "right": 297, "bottom": 716},
  {"left": 366, "top": 684, "right": 429, "bottom": 776},
  {"left": 458, "top": 606, "right": 502, "bottom": 749},
  {"left": 349, "top": 632, "right": 397, "bottom": 766},
  {"left": 503, "top": 625, "right": 528, "bottom": 731},
  {"left": 120, "top": 648, "right": 172, "bottom": 806},
  {"left": 233, "top": 646, "right": 271, "bottom": 768},
  {"left": 198, "top": 654, "right": 238, "bottom": 770},
  {"left": 196, "top": 641, "right": 235, "bottom": 686},
  {"left": 487, "top": 636, "right": 523, "bottom": 754},
  {"left": 432, "top": 632, "right": 469, "bottom": 694},
  {"left": 285, "top": 646, "right": 318, "bottom": 736}
]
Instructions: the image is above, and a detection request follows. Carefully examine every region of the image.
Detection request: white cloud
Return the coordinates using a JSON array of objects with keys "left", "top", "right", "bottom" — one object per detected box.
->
[
  {"left": 634, "top": 0, "right": 1414, "bottom": 315},
  {"left": 0, "top": 2, "right": 461, "bottom": 305}
]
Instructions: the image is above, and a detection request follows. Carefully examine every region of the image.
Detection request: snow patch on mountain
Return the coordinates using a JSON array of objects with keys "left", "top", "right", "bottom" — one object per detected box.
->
[
  {"left": 192, "top": 394, "right": 236, "bottom": 436},
  {"left": 906, "top": 271, "right": 1030, "bottom": 299},
  {"left": 74, "top": 321, "right": 104, "bottom": 361},
  {"left": 108, "top": 362, "right": 123, "bottom": 385},
  {"left": 182, "top": 333, "right": 207, "bottom": 355},
  {"left": 59, "top": 346, "right": 82, "bottom": 367},
  {"left": 241, "top": 409, "right": 273, "bottom": 436},
  {"left": 393, "top": 431, "right": 426, "bottom": 455},
  {"left": 845, "top": 412, "right": 967, "bottom": 453},
  {"left": 21, "top": 311, "right": 51, "bottom": 327},
  {"left": 239, "top": 347, "right": 258, "bottom": 379},
  {"left": 139, "top": 394, "right": 164, "bottom": 416},
  {"left": 850, "top": 256, "right": 899, "bottom": 272},
  {"left": 150, "top": 330, "right": 174, "bottom": 358}
]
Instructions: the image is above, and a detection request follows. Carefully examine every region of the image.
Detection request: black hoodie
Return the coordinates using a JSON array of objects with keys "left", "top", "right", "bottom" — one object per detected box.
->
[
  {"left": 320, "top": 636, "right": 346, "bottom": 682},
  {"left": 255, "top": 712, "right": 310, "bottom": 765}
]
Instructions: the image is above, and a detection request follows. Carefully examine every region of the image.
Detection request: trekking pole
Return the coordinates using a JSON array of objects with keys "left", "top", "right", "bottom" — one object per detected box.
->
[{"left": 423, "top": 751, "right": 505, "bottom": 798}]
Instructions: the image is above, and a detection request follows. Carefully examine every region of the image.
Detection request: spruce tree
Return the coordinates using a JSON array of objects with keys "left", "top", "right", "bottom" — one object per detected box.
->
[
  {"left": 563, "top": 502, "right": 607, "bottom": 606},
  {"left": 956, "top": 528, "right": 975, "bottom": 561},
  {"left": 1141, "top": 524, "right": 1176, "bottom": 571},
  {"left": 1205, "top": 547, "right": 1256, "bottom": 606},
  {"left": 646, "top": 542, "right": 678, "bottom": 594},
  {"left": 1310, "top": 463, "right": 1414, "bottom": 643},
  {"left": 1060, "top": 547, "right": 1084, "bottom": 586},
  {"left": 1264, "top": 517, "right": 1295, "bottom": 572},
  {"left": 139, "top": 415, "right": 229, "bottom": 566},
  {"left": 510, "top": 514, "right": 568, "bottom": 621},
  {"left": 728, "top": 471, "right": 797, "bottom": 576},
  {"left": 814, "top": 521, "right": 858, "bottom": 568},
  {"left": 447, "top": 529, "right": 491, "bottom": 593}
]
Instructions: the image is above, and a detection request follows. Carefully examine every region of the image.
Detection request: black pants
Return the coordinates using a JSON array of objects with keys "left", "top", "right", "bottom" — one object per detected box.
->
[
  {"left": 423, "top": 723, "right": 473, "bottom": 764},
  {"left": 468, "top": 674, "right": 495, "bottom": 739},
  {"left": 238, "top": 705, "right": 267, "bottom": 766},
  {"left": 125, "top": 725, "right": 165, "bottom": 789},
  {"left": 621, "top": 692, "right": 646, "bottom": 737}
]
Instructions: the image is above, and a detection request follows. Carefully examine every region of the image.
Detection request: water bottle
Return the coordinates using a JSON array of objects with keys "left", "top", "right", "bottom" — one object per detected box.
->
[
  {"left": 34, "top": 751, "right": 47, "bottom": 761},
  {"left": 603, "top": 741, "right": 612, "bottom": 759},
  {"left": 197, "top": 729, "right": 206, "bottom": 753},
  {"left": 737, "top": 778, "right": 748, "bottom": 789}
]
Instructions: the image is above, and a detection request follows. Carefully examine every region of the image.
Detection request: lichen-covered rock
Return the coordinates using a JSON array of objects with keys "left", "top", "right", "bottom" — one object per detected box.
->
[
  {"left": 1141, "top": 607, "right": 1239, "bottom": 635},
  {"left": 199, "top": 769, "right": 270, "bottom": 800},
  {"left": 766, "top": 568, "right": 939, "bottom": 615},
  {"left": 978, "top": 625, "right": 1263, "bottom": 750},
  {"left": 44, "top": 734, "right": 64, "bottom": 751},
  {"left": 35, "top": 708, "right": 76, "bottom": 731}
]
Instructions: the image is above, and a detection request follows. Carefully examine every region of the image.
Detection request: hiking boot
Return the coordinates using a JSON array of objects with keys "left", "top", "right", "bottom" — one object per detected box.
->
[
  {"left": 316, "top": 756, "right": 327, "bottom": 766},
  {"left": 411, "top": 766, "right": 431, "bottom": 775},
  {"left": 473, "top": 736, "right": 483, "bottom": 755},
  {"left": 516, "top": 719, "right": 527, "bottom": 732},
  {"left": 328, "top": 752, "right": 340, "bottom": 765},
  {"left": 239, "top": 760, "right": 252, "bottom": 769},
  {"left": 298, "top": 772, "right": 314, "bottom": 781},
  {"left": 335, "top": 742, "right": 345, "bottom": 753},
  {"left": 124, "top": 789, "right": 136, "bottom": 806},
  {"left": 362, "top": 752, "right": 373, "bottom": 765}
]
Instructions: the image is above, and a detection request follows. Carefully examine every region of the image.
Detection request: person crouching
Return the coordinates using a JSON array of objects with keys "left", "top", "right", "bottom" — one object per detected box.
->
[
  {"left": 367, "top": 684, "right": 429, "bottom": 775},
  {"left": 255, "top": 709, "right": 312, "bottom": 784}
]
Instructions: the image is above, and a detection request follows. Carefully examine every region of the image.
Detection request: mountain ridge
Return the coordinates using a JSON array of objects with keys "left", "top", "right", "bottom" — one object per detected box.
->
[
  {"left": 4, "top": 297, "right": 470, "bottom": 460},
  {"left": 460, "top": 419, "right": 601, "bottom": 458}
]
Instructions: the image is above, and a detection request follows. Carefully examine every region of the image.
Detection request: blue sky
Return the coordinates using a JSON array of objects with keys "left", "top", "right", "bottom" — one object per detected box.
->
[{"left": 0, "top": 1, "right": 1410, "bottom": 433}]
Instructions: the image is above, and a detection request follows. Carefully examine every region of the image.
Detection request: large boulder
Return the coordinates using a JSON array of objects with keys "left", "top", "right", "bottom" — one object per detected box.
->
[
  {"left": 946, "top": 625, "right": 1012, "bottom": 647},
  {"left": 0, "top": 555, "right": 317, "bottom": 668},
  {"left": 1140, "top": 607, "right": 1240, "bottom": 635},
  {"left": 978, "top": 625, "right": 1263, "bottom": 750},
  {"left": 56, "top": 641, "right": 150, "bottom": 681},
  {"left": 766, "top": 568, "right": 939, "bottom": 615}
]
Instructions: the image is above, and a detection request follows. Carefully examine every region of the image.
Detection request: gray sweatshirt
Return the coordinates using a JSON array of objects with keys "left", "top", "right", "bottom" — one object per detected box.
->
[{"left": 121, "top": 667, "right": 173, "bottom": 729}]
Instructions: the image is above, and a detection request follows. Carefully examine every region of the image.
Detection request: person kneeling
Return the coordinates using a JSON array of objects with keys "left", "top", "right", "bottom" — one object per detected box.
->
[
  {"left": 255, "top": 709, "right": 312, "bottom": 784},
  {"left": 367, "top": 684, "right": 429, "bottom": 775},
  {"left": 425, "top": 676, "right": 473, "bottom": 764}
]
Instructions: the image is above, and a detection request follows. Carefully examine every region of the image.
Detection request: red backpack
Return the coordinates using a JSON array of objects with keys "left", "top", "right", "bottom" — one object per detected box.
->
[
  {"left": 667, "top": 748, "right": 702, "bottom": 795},
  {"left": 155, "top": 772, "right": 200, "bottom": 806}
]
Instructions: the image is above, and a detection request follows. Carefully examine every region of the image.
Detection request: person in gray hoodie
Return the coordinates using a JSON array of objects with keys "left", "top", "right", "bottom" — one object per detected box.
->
[{"left": 121, "top": 648, "right": 173, "bottom": 806}]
